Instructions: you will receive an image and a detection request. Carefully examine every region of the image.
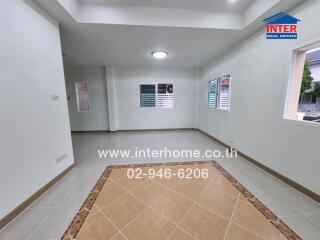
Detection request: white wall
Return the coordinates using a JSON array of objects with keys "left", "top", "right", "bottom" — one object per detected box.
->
[
  {"left": 110, "top": 67, "right": 196, "bottom": 130},
  {"left": 0, "top": 0, "right": 74, "bottom": 219},
  {"left": 197, "top": 0, "right": 320, "bottom": 194},
  {"left": 65, "top": 66, "right": 109, "bottom": 131}
]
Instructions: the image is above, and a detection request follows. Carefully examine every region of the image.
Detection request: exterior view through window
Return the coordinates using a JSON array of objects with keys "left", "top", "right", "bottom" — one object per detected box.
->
[
  {"left": 208, "top": 74, "right": 231, "bottom": 111},
  {"left": 286, "top": 43, "right": 320, "bottom": 123},
  {"left": 140, "top": 84, "right": 173, "bottom": 108}
]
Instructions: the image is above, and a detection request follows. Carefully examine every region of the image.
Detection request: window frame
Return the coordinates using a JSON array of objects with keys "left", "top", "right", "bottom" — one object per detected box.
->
[
  {"left": 157, "top": 83, "right": 174, "bottom": 109},
  {"left": 208, "top": 79, "right": 218, "bottom": 109},
  {"left": 283, "top": 39, "right": 320, "bottom": 126},
  {"left": 75, "top": 81, "right": 90, "bottom": 113},
  {"left": 139, "top": 83, "right": 174, "bottom": 109},
  {"left": 140, "top": 84, "right": 156, "bottom": 108},
  {"left": 208, "top": 74, "right": 232, "bottom": 112}
]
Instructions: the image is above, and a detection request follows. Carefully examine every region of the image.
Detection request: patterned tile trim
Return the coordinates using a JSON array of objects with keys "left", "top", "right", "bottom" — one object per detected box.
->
[
  {"left": 61, "top": 160, "right": 301, "bottom": 240},
  {"left": 211, "top": 161, "right": 302, "bottom": 240},
  {"left": 60, "top": 168, "right": 112, "bottom": 240}
]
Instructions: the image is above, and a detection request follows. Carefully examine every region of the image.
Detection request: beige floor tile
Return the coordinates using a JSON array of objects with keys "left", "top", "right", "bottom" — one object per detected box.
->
[
  {"left": 225, "top": 223, "right": 264, "bottom": 240},
  {"left": 280, "top": 234, "right": 288, "bottom": 240},
  {"left": 110, "top": 232, "right": 127, "bottom": 240},
  {"left": 152, "top": 175, "right": 180, "bottom": 188},
  {"left": 150, "top": 190, "right": 193, "bottom": 224},
  {"left": 95, "top": 179, "right": 127, "bottom": 209},
  {"left": 231, "top": 200, "right": 281, "bottom": 240},
  {"left": 171, "top": 164, "right": 215, "bottom": 183},
  {"left": 87, "top": 205, "right": 100, "bottom": 218},
  {"left": 205, "top": 163, "right": 222, "bottom": 176},
  {"left": 65, "top": 162, "right": 293, "bottom": 240},
  {"left": 197, "top": 188, "right": 238, "bottom": 219},
  {"left": 151, "top": 164, "right": 213, "bottom": 188},
  {"left": 122, "top": 207, "right": 175, "bottom": 240},
  {"left": 101, "top": 193, "right": 147, "bottom": 229},
  {"left": 239, "top": 193, "right": 248, "bottom": 201},
  {"left": 168, "top": 227, "right": 196, "bottom": 240},
  {"left": 170, "top": 178, "right": 207, "bottom": 201},
  {"left": 207, "top": 176, "right": 239, "bottom": 198},
  {"left": 76, "top": 212, "right": 117, "bottom": 240},
  {"left": 131, "top": 180, "right": 167, "bottom": 204},
  {"left": 109, "top": 168, "right": 146, "bottom": 190},
  {"left": 190, "top": 163, "right": 221, "bottom": 179},
  {"left": 180, "top": 204, "right": 229, "bottom": 240}
]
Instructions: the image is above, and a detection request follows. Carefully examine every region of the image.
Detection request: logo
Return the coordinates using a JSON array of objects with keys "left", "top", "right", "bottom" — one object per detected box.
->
[{"left": 263, "top": 12, "right": 300, "bottom": 40}]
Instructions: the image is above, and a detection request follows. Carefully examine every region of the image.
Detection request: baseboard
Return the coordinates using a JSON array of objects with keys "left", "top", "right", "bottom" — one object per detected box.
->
[
  {"left": 0, "top": 164, "right": 75, "bottom": 230},
  {"left": 71, "top": 130, "right": 110, "bottom": 134},
  {"left": 71, "top": 128, "right": 197, "bottom": 134},
  {"left": 197, "top": 128, "right": 320, "bottom": 204},
  {"left": 111, "top": 128, "right": 197, "bottom": 133}
]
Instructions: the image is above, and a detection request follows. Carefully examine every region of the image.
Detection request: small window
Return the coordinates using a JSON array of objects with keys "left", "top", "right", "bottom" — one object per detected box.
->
[
  {"left": 140, "top": 84, "right": 156, "bottom": 107},
  {"left": 285, "top": 43, "right": 320, "bottom": 123},
  {"left": 208, "top": 80, "right": 217, "bottom": 108},
  {"left": 140, "top": 84, "right": 174, "bottom": 108},
  {"left": 208, "top": 74, "right": 231, "bottom": 111},
  {"left": 157, "top": 84, "right": 173, "bottom": 109},
  {"left": 75, "top": 82, "right": 89, "bottom": 112},
  {"left": 218, "top": 76, "right": 231, "bottom": 110}
]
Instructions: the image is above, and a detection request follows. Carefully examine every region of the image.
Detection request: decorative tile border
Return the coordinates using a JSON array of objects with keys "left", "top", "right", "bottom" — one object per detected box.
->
[
  {"left": 211, "top": 161, "right": 301, "bottom": 240},
  {"left": 61, "top": 168, "right": 112, "bottom": 240},
  {"left": 61, "top": 161, "right": 301, "bottom": 240}
]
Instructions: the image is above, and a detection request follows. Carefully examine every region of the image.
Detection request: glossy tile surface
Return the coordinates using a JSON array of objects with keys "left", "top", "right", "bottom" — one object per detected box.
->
[
  {"left": 0, "top": 130, "right": 319, "bottom": 240},
  {"left": 67, "top": 162, "right": 296, "bottom": 240}
]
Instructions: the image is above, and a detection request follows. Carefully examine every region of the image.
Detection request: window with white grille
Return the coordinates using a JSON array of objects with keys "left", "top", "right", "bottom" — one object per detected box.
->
[
  {"left": 157, "top": 84, "right": 173, "bottom": 109},
  {"left": 208, "top": 80, "right": 217, "bottom": 108},
  {"left": 75, "top": 82, "right": 89, "bottom": 112},
  {"left": 208, "top": 74, "right": 231, "bottom": 111},
  {"left": 140, "top": 84, "right": 174, "bottom": 108},
  {"left": 218, "top": 76, "right": 231, "bottom": 110},
  {"left": 140, "top": 84, "right": 156, "bottom": 107}
]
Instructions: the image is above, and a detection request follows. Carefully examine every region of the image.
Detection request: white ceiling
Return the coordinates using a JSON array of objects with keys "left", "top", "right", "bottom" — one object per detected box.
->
[
  {"left": 34, "top": 0, "right": 303, "bottom": 68},
  {"left": 78, "top": 0, "right": 254, "bottom": 13}
]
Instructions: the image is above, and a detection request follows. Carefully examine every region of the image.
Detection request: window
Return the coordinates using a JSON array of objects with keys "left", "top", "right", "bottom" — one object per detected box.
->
[
  {"left": 285, "top": 42, "right": 320, "bottom": 123},
  {"left": 140, "top": 84, "right": 173, "bottom": 108},
  {"left": 208, "top": 74, "right": 231, "bottom": 111},
  {"left": 140, "top": 84, "right": 156, "bottom": 107},
  {"left": 157, "top": 84, "right": 173, "bottom": 108},
  {"left": 208, "top": 80, "right": 217, "bottom": 108},
  {"left": 75, "top": 82, "right": 89, "bottom": 112}
]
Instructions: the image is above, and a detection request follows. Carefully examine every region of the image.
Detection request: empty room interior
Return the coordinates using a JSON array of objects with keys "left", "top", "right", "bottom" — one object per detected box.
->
[{"left": 2, "top": 0, "right": 320, "bottom": 239}]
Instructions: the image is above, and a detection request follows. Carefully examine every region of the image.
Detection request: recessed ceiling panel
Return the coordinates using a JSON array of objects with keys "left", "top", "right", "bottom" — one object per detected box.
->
[
  {"left": 34, "top": 0, "right": 304, "bottom": 68},
  {"left": 78, "top": 0, "right": 255, "bottom": 13}
]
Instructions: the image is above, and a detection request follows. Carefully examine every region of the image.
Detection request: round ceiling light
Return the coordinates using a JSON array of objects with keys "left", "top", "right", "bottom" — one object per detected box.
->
[{"left": 151, "top": 50, "right": 168, "bottom": 59}]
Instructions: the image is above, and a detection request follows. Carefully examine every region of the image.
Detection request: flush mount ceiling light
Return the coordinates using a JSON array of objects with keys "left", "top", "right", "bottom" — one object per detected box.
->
[{"left": 151, "top": 50, "right": 168, "bottom": 59}]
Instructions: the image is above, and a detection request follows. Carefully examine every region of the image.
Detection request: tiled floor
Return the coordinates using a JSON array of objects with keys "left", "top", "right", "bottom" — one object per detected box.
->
[
  {"left": 64, "top": 163, "right": 293, "bottom": 240},
  {"left": 0, "top": 130, "right": 320, "bottom": 239}
]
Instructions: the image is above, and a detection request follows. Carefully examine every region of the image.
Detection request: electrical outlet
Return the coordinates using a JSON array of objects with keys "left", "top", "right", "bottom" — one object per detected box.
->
[
  {"left": 56, "top": 154, "right": 67, "bottom": 163},
  {"left": 51, "top": 95, "right": 59, "bottom": 101}
]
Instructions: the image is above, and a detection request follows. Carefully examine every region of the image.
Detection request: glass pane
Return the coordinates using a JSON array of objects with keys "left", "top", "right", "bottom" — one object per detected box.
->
[
  {"left": 208, "top": 80, "right": 217, "bottom": 108},
  {"left": 140, "top": 84, "right": 156, "bottom": 107}
]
